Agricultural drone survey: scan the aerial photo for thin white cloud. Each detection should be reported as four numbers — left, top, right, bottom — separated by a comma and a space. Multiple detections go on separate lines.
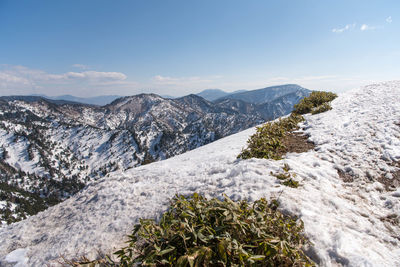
0, 65, 129, 96
333, 21, 386, 33
72, 64, 90, 70
152, 75, 215, 86
0, 66, 126, 83
0, 72, 30, 85
332, 23, 355, 33
298, 75, 338, 81
153, 75, 179, 84
0, 65, 389, 97
63, 71, 127, 81
360, 24, 377, 31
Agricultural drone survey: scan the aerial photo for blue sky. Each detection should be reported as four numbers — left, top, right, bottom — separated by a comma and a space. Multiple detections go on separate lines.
0, 0, 399, 97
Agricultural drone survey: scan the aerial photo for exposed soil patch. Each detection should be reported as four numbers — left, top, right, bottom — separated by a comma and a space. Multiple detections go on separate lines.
336, 161, 400, 188
378, 161, 400, 190
337, 169, 354, 183
237, 114, 310, 160
380, 214, 400, 242
378, 171, 400, 190
380, 214, 400, 227
277, 132, 315, 158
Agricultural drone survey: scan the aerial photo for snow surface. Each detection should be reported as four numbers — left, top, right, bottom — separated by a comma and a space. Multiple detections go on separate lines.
4, 248, 28, 267
1, 81, 400, 266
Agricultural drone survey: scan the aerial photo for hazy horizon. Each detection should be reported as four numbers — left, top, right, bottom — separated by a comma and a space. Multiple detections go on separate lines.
1, 84, 303, 98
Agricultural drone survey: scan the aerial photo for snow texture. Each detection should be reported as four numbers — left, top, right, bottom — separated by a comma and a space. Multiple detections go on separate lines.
4, 248, 28, 267
0, 81, 400, 266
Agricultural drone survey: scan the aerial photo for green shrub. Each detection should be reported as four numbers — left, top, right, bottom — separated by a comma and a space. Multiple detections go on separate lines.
271, 164, 300, 188
282, 178, 299, 188
272, 172, 290, 180
238, 114, 304, 160
292, 101, 314, 115
112, 193, 314, 266
293, 91, 337, 115
311, 102, 332, 115
239, 91, 335, 161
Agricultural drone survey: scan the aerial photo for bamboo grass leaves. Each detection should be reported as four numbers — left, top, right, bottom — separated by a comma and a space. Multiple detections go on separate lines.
115, 194, 314, 266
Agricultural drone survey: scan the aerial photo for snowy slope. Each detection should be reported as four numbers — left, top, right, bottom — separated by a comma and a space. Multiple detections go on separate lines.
1, 81, 400, 266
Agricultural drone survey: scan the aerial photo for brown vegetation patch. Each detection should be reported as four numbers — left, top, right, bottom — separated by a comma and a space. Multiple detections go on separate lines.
378, 161, 400, 190
380, 214, 400, 227
337, 169, 354, 183
277, 132, 315, 157
378, 173, 400, 190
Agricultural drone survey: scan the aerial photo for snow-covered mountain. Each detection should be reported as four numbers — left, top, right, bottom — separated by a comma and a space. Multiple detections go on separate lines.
0, 87, 308, 225
215, 88, 311, 120
215, 84, 309, 104
31, 94, 122, 106
196, 89, 231, 101
196, 84, 310, 104
1, 81, 399, 266
195, 88, 249, 101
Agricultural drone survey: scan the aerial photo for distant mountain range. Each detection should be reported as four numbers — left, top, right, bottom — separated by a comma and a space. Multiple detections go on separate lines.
31, 94, 122, 106
215, 84, 306, 104
0, 84, 310, 224
31, 84, 304, 106
195, 89, 246, 101
33, 89, 245, 105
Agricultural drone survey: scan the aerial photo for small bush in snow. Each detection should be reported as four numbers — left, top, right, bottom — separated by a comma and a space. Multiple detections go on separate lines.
271, 163, 300, 188
293, 91, 337, 115
311, 102, 332, 115
111, 193, 314, 266
282, 178, 300, 188
238, 114, 304, 160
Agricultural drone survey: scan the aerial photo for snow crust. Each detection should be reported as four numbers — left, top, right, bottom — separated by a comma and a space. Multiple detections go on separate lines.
4, 248, 28, 267
1, 81, 400, 266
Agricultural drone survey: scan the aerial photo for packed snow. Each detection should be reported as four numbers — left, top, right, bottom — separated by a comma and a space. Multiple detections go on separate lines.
1, 81, 400, 266
4, 248, 28, 267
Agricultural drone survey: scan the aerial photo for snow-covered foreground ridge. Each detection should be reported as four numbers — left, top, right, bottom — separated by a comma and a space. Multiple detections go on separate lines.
1, 81, 400, 266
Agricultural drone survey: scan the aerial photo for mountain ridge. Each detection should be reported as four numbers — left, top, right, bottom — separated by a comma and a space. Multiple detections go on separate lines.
214, 84, 309, 104
30, 94, 122, 106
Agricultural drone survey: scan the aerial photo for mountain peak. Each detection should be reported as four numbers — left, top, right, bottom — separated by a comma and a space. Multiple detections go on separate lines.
196, 89, 229, 101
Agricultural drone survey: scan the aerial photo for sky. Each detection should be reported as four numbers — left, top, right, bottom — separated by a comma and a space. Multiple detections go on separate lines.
0, 0, 399, 97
